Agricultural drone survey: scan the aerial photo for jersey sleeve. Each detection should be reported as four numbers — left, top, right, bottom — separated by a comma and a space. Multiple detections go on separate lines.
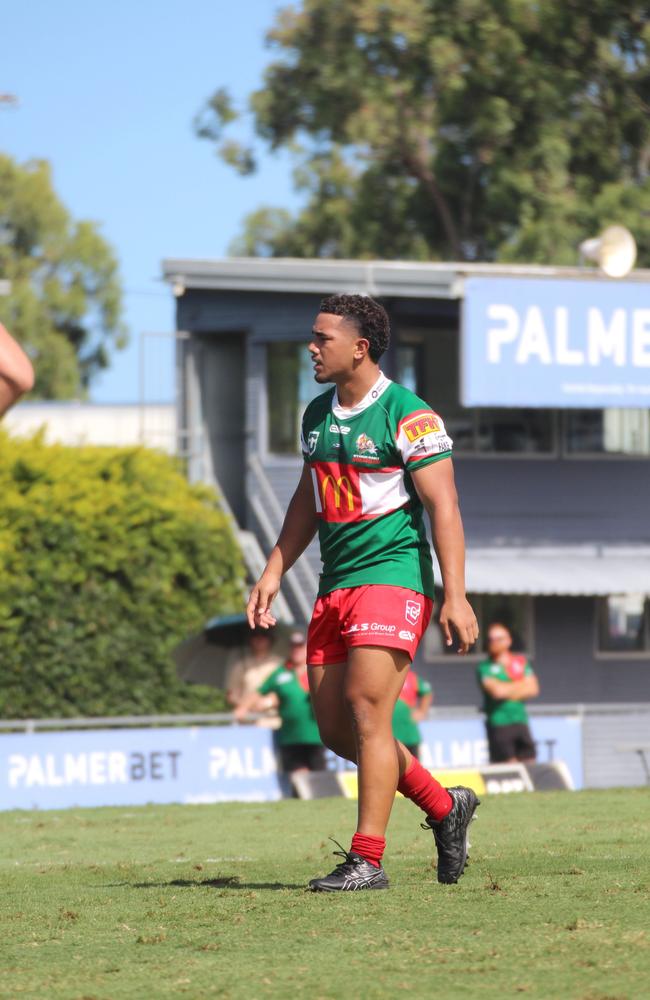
257, 668, 280, 696
395, 406, 453, 470
524, 660, 535, 677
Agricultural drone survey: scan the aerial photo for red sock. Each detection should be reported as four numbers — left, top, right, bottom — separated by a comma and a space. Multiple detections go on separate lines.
351, 832, 385, 868
397, 758, 453, 822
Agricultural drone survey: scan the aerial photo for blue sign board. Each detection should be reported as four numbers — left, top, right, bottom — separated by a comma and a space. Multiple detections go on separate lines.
0, 715, 583, 811
0, 726, 287, 811
463, 276, 650, 407
417, 715, 583, 789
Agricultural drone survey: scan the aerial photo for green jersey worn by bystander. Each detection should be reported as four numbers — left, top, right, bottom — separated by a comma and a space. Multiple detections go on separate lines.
258, 665, 322, 747
476, 655, 535, 726
301, 374, 453, 598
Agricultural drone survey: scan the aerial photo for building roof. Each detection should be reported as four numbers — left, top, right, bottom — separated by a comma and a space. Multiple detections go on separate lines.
162, 256, 650, 300
456, 545, 650, 596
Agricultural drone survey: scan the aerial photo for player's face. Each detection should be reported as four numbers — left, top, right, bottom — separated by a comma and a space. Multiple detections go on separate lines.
309, 313, 367, 383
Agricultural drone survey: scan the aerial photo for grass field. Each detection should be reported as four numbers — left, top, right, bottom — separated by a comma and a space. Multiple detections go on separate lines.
2, 789, 649, 1000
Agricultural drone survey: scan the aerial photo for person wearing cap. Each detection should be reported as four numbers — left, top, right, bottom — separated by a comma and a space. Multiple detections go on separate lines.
234, 632, 325, 774
225, 627, 281, 726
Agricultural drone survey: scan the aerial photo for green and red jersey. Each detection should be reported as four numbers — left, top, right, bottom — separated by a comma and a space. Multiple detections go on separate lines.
476, 654, 535, 726
258, 664, 322, 747
392, 673, 432, 746
300, 374, 453, 598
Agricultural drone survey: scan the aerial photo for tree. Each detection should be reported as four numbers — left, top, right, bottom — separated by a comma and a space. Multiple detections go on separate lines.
0, 430, 244, 717
0, 155, 125, 398
197, 0, 650, 264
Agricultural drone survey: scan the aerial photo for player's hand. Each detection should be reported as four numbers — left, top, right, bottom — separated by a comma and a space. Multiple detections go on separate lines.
246, 570, 281, 629
439, 597, 479, 655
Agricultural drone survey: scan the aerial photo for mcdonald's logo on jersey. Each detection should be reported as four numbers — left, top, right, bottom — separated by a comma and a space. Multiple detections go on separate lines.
311, 462, 361, 522
321, 474, 354, 511
401, 411, 441, 443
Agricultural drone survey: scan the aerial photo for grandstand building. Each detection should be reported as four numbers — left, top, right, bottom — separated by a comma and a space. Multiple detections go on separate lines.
162, 257, 650, 707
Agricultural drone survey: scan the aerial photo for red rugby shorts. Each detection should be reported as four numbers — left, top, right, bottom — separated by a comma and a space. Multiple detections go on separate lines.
307, 585, 433, 665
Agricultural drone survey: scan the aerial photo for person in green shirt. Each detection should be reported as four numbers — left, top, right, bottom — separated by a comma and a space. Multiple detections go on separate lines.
392, 672, 433, 759
234, 632, 325, 774
476, 623, 540, 763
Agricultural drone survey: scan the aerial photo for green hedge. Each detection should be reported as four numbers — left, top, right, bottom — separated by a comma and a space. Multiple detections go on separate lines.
0, 430, 244, 717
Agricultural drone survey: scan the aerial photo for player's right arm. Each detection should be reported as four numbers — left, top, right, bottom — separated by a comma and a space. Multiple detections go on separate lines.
246, 463, 318, 629
0, 322, 34, 416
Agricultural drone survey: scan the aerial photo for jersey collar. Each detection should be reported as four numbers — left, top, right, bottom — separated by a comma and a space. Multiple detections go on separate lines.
331, 371, 392, 420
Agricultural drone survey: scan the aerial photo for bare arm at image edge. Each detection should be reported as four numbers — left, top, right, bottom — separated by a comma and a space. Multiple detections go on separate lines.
411, 458, 479, 655
246, 463, 318, 629
0, 323, 34, 416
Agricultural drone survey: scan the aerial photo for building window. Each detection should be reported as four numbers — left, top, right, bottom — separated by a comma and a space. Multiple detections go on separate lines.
597, 595, 650, 654
477, 409, 555, 454
395, 343, 423, 397
396, 326, 556, 455
565, 409, 650, 456
266, 343, 321, 454
423, 593, 532, 659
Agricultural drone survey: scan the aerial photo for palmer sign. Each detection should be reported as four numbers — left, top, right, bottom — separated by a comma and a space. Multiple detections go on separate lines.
462, 276, 650, 407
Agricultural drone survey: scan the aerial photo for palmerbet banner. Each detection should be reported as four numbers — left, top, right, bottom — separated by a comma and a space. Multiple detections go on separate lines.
462, 276, 650, 408
0, 715, 583, 811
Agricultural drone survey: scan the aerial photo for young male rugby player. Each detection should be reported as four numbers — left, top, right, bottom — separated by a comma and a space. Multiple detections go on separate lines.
0, 321, 34, 417
246, 295, 479, 891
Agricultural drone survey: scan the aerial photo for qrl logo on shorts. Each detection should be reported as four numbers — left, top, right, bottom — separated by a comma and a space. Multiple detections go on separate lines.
405, 600, 421, 626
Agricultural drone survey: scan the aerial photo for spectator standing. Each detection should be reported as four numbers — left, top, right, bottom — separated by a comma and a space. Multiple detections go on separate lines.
392, 672, 433, 760
477, 623, 540, 763
226, 627, 280, 726
234, 631, 325, 774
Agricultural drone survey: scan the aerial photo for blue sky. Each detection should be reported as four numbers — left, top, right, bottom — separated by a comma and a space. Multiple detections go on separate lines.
2, 0, 298, 402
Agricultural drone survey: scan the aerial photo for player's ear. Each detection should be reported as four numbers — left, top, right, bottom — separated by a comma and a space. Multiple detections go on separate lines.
354, 337, 370, 360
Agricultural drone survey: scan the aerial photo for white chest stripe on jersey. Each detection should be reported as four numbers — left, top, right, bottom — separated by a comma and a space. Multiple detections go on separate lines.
359, 468, 409, 516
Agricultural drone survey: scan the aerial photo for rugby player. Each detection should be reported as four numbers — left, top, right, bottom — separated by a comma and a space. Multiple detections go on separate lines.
246, 294, 479, 891
0, 321, 34, 416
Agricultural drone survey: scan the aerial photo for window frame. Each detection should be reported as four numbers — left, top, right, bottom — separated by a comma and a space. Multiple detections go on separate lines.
422, 593, 535, 663
560, 410, 650, 461
263, 339, 322, 461
593, 595, 650, 660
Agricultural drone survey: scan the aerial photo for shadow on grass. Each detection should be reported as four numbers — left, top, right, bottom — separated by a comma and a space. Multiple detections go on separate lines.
103, 877, 304, 891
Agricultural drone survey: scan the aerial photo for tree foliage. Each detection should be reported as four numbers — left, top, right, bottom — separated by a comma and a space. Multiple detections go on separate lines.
0, 430, 244, 717
0, 155, 126, 398
199, 0, 650, 264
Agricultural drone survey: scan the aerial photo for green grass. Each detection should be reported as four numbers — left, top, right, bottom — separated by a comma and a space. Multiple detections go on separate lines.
1, 790, 649, 999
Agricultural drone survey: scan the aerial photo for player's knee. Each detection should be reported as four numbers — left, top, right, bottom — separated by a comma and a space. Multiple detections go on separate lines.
345, 692, 384, 738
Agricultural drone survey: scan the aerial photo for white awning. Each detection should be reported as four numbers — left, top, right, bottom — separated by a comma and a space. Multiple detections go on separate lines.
445, 546, 650, 597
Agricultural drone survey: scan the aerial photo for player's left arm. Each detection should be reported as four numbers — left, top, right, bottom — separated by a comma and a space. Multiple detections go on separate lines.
0, 322, 34, 416
411, 458, 479, 654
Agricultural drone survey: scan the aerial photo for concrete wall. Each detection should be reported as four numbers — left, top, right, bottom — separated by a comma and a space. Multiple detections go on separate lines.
4, 402, 176, 453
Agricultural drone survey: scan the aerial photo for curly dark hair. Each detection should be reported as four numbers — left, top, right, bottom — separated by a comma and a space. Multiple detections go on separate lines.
319, 294, 390, 362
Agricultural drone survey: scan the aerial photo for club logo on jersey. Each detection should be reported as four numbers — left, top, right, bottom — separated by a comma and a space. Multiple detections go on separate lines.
405, 600, 422, 626
402, 412, 441, 443
355, 433, 377, 454
307, 430, 320, 455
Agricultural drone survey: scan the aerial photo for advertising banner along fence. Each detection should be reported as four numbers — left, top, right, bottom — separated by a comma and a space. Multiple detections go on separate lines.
0, 715, 583, 811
